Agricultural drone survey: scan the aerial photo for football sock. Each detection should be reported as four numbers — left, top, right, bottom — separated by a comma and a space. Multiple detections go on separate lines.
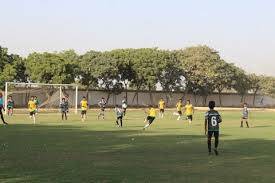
208, 139, 211, 152
215, 137, 219, 149
144, 124, 150, 129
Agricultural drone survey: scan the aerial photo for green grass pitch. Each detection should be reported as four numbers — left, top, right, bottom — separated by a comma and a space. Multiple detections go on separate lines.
0, 110, 275, 183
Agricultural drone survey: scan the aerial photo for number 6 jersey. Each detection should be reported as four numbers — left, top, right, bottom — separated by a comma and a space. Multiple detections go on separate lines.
205, 110, 222, 131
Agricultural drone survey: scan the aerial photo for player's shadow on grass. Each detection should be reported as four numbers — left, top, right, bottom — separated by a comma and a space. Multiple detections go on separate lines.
0, 124, 275, 183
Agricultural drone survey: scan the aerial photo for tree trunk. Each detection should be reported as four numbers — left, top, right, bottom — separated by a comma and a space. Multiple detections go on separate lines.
194, 95, 198, 106
203, 95, 208, 107
252, 89, 258, 107
148, 85, 153, 105
218, 90, 222, 107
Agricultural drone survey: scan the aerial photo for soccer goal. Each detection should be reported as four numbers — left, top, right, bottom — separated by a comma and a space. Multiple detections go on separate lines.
4, 82, 79, 114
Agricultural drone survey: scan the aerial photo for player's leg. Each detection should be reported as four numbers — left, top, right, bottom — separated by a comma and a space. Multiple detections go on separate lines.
123, 108, 126, 116
190, 115, 193, 124
120, 116, 123, 127
0, 110, 8, 124
160, 109, 164, 118
64, 112, 67, 120
32, 112, 36, 124
214, 131, 219, 155
62, 112, 64, 120
240, 118, 243, 127
143, 116, 152, 129
102, 109, 105, 119
245, 119, 249, 128
177, 111, 182, 120
81, 111, 84, 122
207, 131, 213, 154
115, 117, 120, 127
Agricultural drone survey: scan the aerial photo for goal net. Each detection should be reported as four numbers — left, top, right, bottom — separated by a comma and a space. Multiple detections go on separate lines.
4, 82, 78, 114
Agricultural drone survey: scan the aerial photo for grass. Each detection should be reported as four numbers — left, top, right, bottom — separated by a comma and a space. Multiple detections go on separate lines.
0, 109, 275, 183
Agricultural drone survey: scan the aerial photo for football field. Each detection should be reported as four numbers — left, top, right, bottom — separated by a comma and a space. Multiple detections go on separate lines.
0, 110, 275, 183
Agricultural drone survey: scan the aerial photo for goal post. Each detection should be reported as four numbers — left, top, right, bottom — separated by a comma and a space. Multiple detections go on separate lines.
4, 82, 79, 114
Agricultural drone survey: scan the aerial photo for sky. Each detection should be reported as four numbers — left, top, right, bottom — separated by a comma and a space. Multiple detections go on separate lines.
0, 0, 274, 76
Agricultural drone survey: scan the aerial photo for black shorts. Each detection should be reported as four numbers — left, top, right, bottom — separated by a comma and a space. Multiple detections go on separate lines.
81, 110, 87, 115
186, 115, 193, 121
242, 116, 248, 120
147, 116, 155, 124
101, 108, 105, 112
208, 131, 219, 138
178, 111, 182, 115
8, 107, 13, 110
30, 111, 36, 116
160, 109, 164, 113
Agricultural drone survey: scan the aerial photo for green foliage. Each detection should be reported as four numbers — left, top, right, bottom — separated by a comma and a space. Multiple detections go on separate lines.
26, 51, 77, 84
1, 45, 275, 102
0, 46, 27, 89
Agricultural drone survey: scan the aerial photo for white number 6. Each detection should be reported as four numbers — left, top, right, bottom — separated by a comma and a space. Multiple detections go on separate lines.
211, 116, 218, 126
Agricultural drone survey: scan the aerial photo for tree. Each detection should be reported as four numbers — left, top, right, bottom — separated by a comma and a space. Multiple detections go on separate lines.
78, 50, 101, 94
0, 46, 27, 89
104, 49, 137, 102
177, 46, 222, 106
213, 61, 237, 106
232, 68, 251, 103
26, 52, 76, 84
248, 74, 262, 106
89, 54, 120, 103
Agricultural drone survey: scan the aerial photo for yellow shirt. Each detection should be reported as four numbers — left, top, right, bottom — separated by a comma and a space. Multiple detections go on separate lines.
148, 108, 156, 117
176, 102, 183, 111
185, 104, 194, 115
159, 100, 165, 109
80, 100, 88, 110
28, 100, 36, 112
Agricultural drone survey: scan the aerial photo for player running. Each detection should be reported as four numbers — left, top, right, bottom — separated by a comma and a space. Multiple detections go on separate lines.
28, 96, 37, 124
122, 97, 128, 116
158, 98, 165, 118
175, 99, 183, 121
0, 93, 8, 125
60, 97, 69, 120
205, 101, 222, 156
80, 96, 88, 122
184, 100, 194, 124
114, 105, 124, 127
240, 103, 249, 128
98, 97, 107, 120
34, 96, 40, 114
7, 96, 15, 116
143, 105, 156, 130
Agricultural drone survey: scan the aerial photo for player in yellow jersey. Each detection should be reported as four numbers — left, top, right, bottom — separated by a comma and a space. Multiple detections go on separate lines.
143, 105, 157, 130
80, 96, 88, 122
158, 98, 165, 118
175, 99, 183, 121
28, 96, 37, 124
184, 100, 194, 124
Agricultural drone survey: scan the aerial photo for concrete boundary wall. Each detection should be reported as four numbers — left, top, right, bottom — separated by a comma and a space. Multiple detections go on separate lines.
6, 89, 275, 108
